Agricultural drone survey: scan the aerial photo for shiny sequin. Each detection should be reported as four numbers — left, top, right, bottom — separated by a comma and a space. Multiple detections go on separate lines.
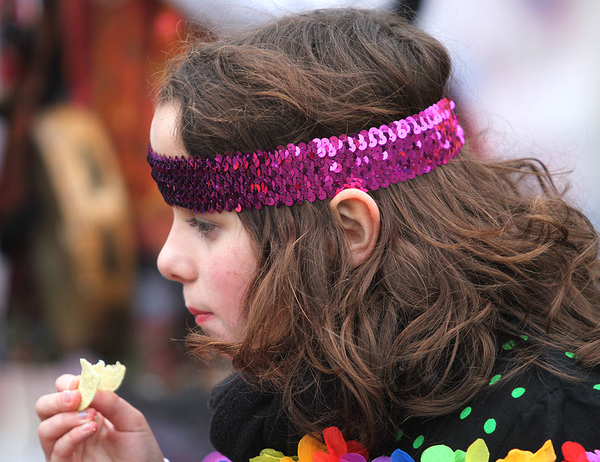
147, 98, 465, 214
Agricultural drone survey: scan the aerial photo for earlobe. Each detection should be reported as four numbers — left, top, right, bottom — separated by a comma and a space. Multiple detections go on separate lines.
329, 189, 380, 268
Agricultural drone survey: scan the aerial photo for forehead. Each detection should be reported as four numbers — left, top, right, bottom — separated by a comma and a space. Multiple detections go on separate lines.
150, 102, 185, 158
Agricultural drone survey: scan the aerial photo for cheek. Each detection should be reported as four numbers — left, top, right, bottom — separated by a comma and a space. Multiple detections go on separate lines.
209, 256, 256, 342
207, 247, 257, 307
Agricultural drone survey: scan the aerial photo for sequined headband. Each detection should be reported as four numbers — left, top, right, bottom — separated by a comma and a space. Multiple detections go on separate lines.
148, 97, 464, 214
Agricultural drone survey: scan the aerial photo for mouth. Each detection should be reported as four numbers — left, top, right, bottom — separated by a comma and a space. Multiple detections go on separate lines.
187, 306, 213, 325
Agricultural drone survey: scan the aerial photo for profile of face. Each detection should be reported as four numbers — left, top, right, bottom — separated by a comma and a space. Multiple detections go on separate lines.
151, 102, 259, 342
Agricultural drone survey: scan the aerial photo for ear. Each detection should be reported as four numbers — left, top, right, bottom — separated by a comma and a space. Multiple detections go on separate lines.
329, 189, 380, 268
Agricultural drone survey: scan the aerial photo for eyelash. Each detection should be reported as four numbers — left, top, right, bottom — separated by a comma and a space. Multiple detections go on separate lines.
185, 218, 216, 236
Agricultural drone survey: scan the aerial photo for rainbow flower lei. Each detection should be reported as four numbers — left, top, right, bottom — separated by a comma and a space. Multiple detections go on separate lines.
201, 427, 600, 462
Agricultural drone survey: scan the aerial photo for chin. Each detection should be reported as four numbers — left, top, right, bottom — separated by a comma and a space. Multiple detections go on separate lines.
200, 323, 243, 343
203, 328, 229, 342
215, 330, 244, 343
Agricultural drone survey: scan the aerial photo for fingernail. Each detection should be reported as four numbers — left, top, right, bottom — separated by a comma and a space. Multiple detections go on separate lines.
81, 422, 96, 434
77, 410, 90, 420
63, 391, 74, 404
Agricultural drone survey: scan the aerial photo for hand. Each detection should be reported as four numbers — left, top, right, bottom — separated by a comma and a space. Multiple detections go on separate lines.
36, 373, 165, 462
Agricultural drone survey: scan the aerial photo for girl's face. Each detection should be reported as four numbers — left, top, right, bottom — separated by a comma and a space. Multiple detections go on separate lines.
151, 102, 259, 342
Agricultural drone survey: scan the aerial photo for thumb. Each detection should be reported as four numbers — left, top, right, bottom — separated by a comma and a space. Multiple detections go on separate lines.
89, 390, 149, 432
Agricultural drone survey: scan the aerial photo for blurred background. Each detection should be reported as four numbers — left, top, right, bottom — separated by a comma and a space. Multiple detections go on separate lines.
0, 0, 598, 460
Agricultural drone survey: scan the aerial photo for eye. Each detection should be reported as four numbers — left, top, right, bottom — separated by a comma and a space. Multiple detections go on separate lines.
185, 218, 216, 236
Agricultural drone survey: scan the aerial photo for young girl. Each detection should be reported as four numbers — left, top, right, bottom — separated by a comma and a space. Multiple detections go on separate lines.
36, 8, 600, 462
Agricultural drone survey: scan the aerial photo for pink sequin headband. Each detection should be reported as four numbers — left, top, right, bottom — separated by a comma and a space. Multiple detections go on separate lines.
148, 97, 464, 214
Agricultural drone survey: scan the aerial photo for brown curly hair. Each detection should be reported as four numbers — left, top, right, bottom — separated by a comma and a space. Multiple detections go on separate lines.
156, 8, 600, 449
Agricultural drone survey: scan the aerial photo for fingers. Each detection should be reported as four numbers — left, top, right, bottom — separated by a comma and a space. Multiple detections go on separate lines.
39, 408, 96, 443
38, 408, 97, 460
36, 389, 81, 422
90, 390, 149, 432
36, 374, 80, 422
50, 420, 98, 461
55, 374, 79, 392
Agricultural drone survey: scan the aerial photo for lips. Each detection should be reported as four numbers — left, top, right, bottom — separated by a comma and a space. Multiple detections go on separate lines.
187, 306, 213, 325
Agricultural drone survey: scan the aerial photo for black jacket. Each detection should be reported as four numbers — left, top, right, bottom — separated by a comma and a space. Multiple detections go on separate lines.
209, 353, 600, 462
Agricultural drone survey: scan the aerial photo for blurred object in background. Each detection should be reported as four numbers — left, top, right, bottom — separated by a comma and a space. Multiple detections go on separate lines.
1, 0, 55, 362
31, 104, 135, 355
419, 0, 600, 229
0, 119, 8, 359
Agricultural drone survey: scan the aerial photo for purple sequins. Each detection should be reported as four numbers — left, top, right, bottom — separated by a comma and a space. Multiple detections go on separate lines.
148, 98, 465, 214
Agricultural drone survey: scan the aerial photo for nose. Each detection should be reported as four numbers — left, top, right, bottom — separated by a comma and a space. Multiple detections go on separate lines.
157, 223, 197, 284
